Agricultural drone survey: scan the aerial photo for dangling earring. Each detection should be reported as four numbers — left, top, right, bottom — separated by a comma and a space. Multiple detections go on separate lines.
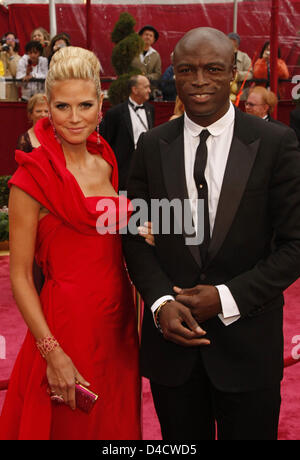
97, 111, 102, 145
48, 112, 61, 144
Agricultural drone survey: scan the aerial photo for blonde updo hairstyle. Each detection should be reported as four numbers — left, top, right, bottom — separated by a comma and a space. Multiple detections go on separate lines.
46, 46, 102, 101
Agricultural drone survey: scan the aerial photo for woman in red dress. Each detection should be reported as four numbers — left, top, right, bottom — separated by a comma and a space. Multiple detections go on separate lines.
0, 46, 141, 440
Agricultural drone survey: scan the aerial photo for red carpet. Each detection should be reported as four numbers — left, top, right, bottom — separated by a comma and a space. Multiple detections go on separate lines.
0, 254, 299, 440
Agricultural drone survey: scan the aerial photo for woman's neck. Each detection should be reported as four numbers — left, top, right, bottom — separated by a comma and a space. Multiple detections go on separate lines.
62, 142, 89, 167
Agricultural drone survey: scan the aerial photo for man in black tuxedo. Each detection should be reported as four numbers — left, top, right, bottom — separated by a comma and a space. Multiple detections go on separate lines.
290, 104, 300, 145
123, 27, 300, 440
100, 75, 155, 191
245, 86, 285, 126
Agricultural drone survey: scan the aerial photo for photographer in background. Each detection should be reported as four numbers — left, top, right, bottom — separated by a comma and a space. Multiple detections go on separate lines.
0, 32, 21, 100
16, 40, 48, 101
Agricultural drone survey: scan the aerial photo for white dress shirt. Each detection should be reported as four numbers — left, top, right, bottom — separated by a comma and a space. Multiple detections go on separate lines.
16, 54, 48, 101
151, 102, 241, 326
128, 97, 149, 148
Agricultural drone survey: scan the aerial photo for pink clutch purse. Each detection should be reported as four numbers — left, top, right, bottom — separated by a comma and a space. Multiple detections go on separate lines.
75, 383, 99, 414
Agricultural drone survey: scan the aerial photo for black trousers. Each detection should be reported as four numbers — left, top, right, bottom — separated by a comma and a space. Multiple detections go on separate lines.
150, 355, 281, 441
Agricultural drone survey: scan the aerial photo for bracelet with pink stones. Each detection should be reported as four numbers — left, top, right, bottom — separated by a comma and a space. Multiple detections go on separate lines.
36, 336, 60, 358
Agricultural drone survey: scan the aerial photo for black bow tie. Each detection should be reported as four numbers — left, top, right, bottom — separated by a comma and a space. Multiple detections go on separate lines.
129, 101, 145, 111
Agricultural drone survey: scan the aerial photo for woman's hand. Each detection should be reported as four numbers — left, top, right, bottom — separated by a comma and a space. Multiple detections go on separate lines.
138, 221, 155, 246
46, 347, 90, 410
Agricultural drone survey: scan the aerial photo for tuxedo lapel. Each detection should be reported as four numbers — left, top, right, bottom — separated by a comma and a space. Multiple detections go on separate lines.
207, 110, 260, 264
145, 104, 154, 129
123, 101, 134, 143
160, 116, 201, 267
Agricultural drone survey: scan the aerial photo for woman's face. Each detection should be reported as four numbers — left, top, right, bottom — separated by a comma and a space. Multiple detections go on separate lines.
49, 79, 102, 148
30, 101, 49, 126
32, 29, 44, 45
6, 34, 16, 49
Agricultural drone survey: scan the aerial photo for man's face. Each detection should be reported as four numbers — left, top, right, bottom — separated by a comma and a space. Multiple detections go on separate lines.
245, 92, 268, 118
174, 34, 235, 126
141, 30, 156, 48
28, 49, 41, 65
134, 76, 151, 102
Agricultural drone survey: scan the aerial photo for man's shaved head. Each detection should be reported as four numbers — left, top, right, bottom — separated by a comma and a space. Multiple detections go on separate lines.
173, 27, 236, 126
173, 27, 235, 68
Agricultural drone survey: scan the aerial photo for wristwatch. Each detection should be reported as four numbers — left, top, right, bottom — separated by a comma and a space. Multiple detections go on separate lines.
154, 299, 172, 334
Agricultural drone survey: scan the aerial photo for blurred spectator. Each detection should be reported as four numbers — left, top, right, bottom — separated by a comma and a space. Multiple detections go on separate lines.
100, 74, 154, 191
16, 41, 48, 101
31, 27, 51, 58
245, 86, 283, 125
290, 104, 300, 145
169, 96, 184, 120
48, 33, 71, 64
228, 32, 253, 100
132, 25, 161, 84
253, 41, 289, 99
16, 93, 48, 152
160, 52, 176, 101
0, 32, 21, 100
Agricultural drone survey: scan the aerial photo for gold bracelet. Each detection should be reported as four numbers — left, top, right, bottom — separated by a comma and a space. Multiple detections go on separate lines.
36, 335, 60, 358
154, 300, 172, 333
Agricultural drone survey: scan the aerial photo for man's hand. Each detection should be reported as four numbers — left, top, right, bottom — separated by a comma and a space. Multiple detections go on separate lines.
158, 300, 210, 347
174, 285, 222, 323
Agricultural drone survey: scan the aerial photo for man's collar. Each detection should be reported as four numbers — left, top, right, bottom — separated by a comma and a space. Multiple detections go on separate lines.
184, 102, 235, 137
141, 47, 156, 57
129, 97, 140, 107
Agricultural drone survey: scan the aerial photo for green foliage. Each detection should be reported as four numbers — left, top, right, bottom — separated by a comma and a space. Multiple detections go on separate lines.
108, 71, 140, 106
0, 175, 11, 208
111, 33, 144, 76
111, 12, 136, 44
0, 211, 9, 242
109, 12, 144, 105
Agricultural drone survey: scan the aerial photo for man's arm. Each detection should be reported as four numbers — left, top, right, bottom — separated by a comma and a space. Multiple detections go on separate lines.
226, 129, 300, 316
123, 133, 210, 346
176, 128, 300, 320
123, 133, 175, 306
16, 55, 27, 80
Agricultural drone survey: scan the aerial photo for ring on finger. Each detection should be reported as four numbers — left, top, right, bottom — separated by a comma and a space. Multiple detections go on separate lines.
50, 394, 64, 404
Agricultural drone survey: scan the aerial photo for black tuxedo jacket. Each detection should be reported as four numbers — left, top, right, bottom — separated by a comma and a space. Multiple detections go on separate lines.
123, 108, 300, 392
100, 100, 155, 191
290, 105, 300, 145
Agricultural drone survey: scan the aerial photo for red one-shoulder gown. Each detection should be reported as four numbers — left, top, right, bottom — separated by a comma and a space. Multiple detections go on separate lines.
0, 119, 141, 440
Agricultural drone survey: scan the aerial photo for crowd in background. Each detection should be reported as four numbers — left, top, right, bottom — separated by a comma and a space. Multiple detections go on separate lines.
0, 27, 71, 101
0, 25, 292, 103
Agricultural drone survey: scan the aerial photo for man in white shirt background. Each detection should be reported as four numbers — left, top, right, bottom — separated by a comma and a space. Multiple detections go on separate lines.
123, 27, 300, 440
16, 40, 48, 101
100, 74, 155, 191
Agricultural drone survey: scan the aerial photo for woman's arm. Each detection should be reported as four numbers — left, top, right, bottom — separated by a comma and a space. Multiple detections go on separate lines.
277, 59, 289, 80
9, 186, 89, 409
